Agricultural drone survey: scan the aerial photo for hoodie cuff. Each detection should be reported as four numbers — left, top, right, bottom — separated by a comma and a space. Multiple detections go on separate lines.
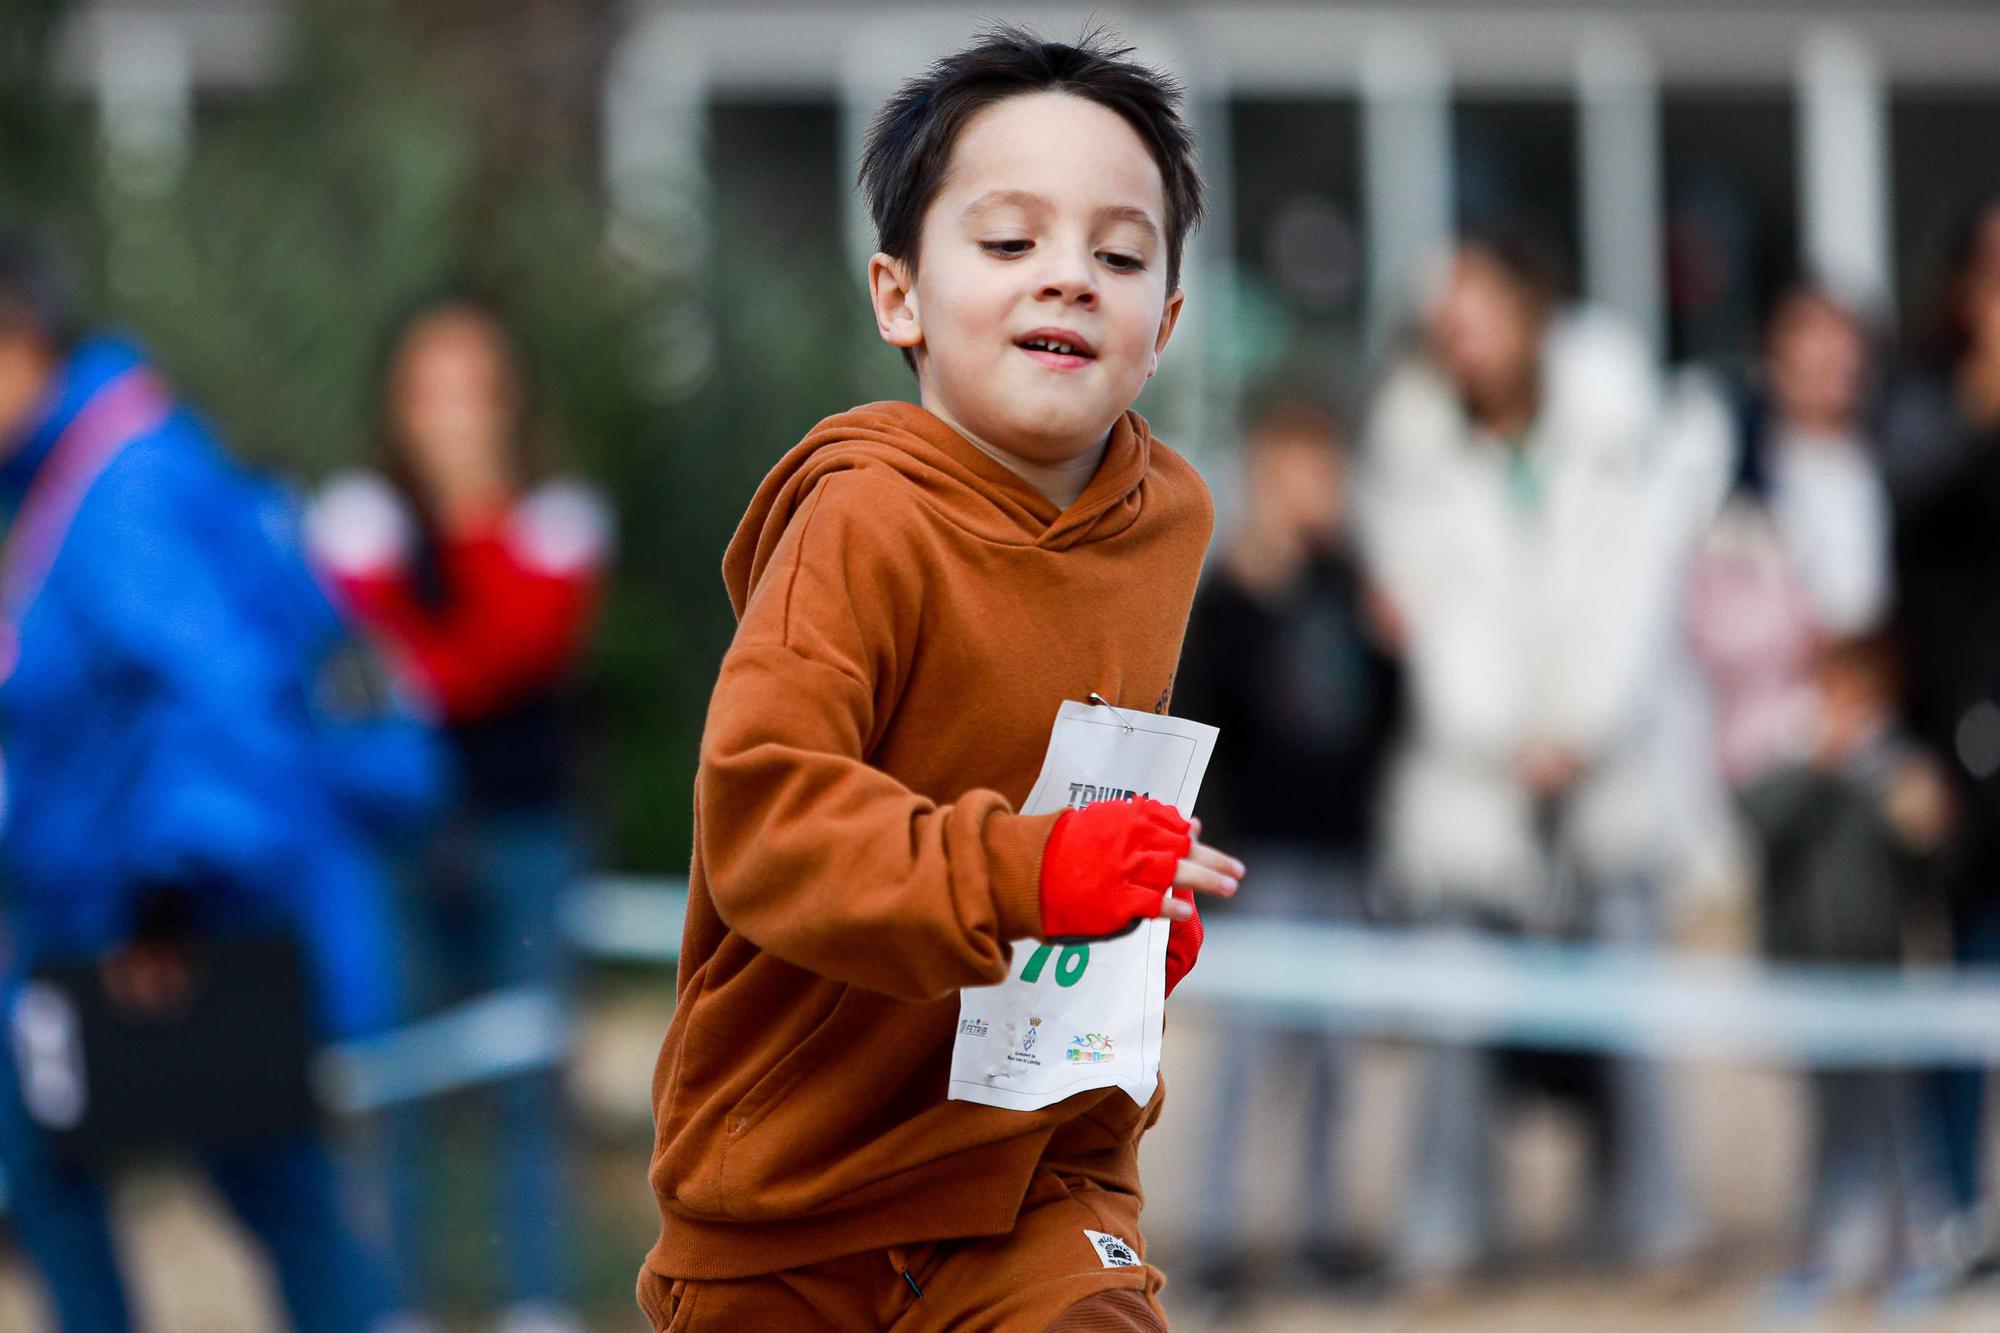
989, 810, 1064, 943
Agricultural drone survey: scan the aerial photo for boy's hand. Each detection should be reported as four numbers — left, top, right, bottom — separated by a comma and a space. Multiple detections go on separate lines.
1039, 799, 1241, 941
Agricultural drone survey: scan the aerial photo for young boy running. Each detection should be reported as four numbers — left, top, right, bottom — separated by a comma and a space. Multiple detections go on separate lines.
640, 28, 1243, 1331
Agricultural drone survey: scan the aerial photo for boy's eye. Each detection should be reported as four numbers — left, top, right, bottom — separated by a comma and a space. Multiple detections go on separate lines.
1098, 251, 1145, 274
980, 239, 1032, 257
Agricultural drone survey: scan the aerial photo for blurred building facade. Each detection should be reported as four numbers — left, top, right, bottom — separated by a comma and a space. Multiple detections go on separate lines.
46, 2, 2000, 447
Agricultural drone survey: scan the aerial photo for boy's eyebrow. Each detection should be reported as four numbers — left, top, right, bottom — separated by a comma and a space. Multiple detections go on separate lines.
960, 189, 1048, 220
1095, 204, 1162, 241
960, 190, 1163, 241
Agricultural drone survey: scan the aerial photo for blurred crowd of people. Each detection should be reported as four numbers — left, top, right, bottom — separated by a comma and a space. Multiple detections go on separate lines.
1176, 198, 2000, 1321
3, 184, 2000, 1328
0, 243, 606, 1331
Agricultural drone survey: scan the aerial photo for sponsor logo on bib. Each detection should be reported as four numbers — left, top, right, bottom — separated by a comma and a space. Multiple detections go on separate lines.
1066, 1032, 1116, 1065
1064, 782, 1153, 808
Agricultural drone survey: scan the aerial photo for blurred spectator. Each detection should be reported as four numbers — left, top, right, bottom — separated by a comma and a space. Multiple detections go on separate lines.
1739, 635, 1953, 1315
0, 239, 442, 1330
1173, 394, 1401, 1306
1687, 283, 1892, 789
1881, 194, 2000, 1260
1359, 232, 1709, 1284
309, 294, 610, 1331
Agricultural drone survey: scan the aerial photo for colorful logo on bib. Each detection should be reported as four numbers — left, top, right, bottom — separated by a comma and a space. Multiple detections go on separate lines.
1001, 1017, 1047, 1070
1066, 1032, 1115, 1064
957, 1017, 989, 1038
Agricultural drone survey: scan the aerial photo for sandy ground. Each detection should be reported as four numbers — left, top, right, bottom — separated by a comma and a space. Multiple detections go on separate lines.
3, 981, 1995, 1331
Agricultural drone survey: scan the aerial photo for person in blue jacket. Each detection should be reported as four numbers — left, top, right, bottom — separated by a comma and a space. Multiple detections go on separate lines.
0, 240, 446, 1331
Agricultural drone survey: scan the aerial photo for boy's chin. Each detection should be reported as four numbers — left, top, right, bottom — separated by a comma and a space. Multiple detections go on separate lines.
988, 403, 1121, 459
1006, 380, 1132, 434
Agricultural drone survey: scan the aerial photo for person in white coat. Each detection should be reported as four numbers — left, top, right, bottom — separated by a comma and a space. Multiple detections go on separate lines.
1360, 232, 1726, 1284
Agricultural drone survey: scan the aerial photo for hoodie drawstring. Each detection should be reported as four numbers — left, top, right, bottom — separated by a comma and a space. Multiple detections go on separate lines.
886, 1245, 923, 1299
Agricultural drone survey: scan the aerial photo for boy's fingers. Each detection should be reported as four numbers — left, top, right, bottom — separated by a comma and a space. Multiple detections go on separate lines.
1158, 894, 1195, 921
1174, 859, 1239, 898
1189, 841, 1246, 880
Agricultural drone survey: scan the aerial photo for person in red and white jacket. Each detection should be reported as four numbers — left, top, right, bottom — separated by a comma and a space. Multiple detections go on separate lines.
308, 294, 610, 1333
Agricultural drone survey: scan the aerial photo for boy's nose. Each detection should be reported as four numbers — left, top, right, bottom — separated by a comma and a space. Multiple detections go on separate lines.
1037, 262, 1098, 308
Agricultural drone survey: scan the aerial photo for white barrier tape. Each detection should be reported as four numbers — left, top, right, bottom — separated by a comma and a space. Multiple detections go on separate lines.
560, 880, 2000, 1066
322, 879, 2000, 1114
317, 985, 567, 1115
560, 874, 690, 964
1184, 920, 2000, 1066
311, 877, 675, 1115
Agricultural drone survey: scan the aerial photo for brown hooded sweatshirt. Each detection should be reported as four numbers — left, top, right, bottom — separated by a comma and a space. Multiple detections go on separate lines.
644, 400, 1212, 1281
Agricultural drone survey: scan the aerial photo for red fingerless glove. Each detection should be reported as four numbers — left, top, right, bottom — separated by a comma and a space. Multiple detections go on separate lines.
1165, 888, 1202, 998
1038, 796, 1192, 941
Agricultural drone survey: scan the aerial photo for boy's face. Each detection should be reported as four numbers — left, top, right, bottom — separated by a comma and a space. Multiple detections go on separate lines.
871, 92, 1183, 466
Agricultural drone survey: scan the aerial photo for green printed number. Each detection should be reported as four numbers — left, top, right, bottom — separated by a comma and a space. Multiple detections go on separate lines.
1019, 943, 1090, 987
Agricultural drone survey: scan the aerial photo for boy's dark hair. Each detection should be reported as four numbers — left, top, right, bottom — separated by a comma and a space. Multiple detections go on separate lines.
0, 235, 78, 353
859, 25, 1205, 305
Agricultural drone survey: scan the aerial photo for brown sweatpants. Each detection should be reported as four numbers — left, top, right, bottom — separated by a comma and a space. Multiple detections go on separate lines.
639, 1170, 1167, 1331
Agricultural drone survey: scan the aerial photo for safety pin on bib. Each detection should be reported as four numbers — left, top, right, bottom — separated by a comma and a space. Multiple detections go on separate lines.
1087, 692, 1137, 734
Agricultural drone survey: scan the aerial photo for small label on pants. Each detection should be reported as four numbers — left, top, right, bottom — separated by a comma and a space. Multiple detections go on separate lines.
1084, 1229, 1141, 1269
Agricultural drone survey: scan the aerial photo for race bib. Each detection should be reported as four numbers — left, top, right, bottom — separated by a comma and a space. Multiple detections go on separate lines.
948, 698, 1217, 1111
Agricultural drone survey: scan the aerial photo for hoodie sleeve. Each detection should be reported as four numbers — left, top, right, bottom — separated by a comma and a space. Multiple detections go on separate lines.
695, 472, 1058, 1002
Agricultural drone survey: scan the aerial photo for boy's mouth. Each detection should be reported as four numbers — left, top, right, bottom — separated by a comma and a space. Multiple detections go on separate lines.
1014, 328, 1097, 370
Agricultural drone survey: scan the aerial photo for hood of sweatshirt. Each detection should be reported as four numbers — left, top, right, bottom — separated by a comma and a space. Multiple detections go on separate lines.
722, 400, 1159, 617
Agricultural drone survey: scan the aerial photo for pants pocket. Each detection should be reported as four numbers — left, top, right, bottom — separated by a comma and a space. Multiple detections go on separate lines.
665, 1280, 700, 1331
636, 1270, 689, 1331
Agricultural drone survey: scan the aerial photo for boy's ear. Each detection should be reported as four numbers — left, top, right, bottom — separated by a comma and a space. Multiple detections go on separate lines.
1147, 288, 1186, 379
869, 252, 923, 351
